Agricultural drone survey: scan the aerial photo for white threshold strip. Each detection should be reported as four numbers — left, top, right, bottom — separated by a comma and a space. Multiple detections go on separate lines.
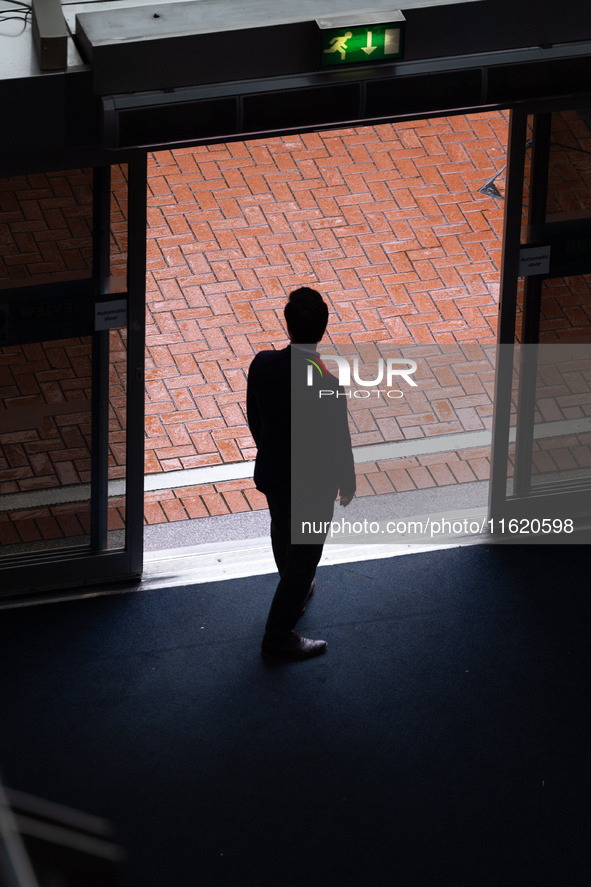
0, 535, 479, 610
141, 538, 464, 591
139, 505, 490, 590
2, 418, 590, 513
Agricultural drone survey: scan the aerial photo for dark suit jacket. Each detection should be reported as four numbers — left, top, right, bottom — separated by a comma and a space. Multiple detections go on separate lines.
246, 345, 356, 508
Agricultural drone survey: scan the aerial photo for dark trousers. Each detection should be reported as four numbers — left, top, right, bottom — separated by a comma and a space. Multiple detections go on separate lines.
264, 495, 334, 634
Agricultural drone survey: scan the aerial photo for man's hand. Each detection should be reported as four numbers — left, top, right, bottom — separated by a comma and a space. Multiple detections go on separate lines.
339, 494, 354, 507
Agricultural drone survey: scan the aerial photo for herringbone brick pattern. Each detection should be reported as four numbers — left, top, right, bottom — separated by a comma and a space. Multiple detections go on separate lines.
0, 330, 127, 494
547, 109, 591, 215
0, 339, 93, 494
342, 343, 496, 445
540, 276, 591, 342
145, 113, 508, 473
0, 499, 125, 547
531, 432, 591, 480
0, 169, 93, 286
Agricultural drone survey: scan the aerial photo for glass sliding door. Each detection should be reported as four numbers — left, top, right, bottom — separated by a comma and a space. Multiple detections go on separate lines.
0, 157, 146, 597
491, 103, 591, 539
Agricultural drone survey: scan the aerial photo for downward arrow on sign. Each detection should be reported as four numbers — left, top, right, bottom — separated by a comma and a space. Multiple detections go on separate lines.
361, 31, 376, 55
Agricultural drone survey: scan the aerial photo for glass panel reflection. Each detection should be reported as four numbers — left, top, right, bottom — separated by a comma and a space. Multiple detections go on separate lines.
547, 109, 591, 219
530, 274, 591, 488
0, 337, 93, 554
530, 343, 591, 487
506, 342, 591, 496
0, 170, 93, 290
0, 325, 129, 555
539, 274, 591, 344
109, 164, 128, 293
107, 326, 127, 549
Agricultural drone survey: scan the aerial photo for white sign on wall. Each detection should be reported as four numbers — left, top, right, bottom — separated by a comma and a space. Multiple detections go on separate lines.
95, 300, 127, 330
519, 246, 551, 277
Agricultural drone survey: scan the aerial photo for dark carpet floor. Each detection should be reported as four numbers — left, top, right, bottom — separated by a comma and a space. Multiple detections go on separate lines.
1, 543, 590, 887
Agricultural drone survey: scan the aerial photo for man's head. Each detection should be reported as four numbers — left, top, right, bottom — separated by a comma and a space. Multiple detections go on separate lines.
284, 287, 329, 345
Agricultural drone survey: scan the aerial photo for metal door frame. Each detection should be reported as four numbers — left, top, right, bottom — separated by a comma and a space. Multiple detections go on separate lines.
490, 97, 591, 527
4, 89, 591, 596
0, 154, 146, 599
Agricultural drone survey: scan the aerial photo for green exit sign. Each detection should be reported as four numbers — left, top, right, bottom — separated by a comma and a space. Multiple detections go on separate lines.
320, 19, 405, 67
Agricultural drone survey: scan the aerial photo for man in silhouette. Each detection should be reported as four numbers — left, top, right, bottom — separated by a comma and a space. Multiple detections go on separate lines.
247, 287, 356, 659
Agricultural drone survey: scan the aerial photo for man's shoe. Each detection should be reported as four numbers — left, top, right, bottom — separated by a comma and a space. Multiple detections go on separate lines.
261, 629, 327, 660
299, 578, 316, 618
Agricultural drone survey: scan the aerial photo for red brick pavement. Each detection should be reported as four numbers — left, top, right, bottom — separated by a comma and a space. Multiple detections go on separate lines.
144, 112, 509, 475
547, 109, 591, 215
5, 428, 591, 545
0, 169, 93, 286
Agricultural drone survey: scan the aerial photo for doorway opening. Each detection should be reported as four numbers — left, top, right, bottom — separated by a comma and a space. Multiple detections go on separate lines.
142, 110, 508, 565
3, 108, 591, 590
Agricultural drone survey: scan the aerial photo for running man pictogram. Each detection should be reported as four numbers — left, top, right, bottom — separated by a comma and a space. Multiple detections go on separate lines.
324, 31, 353, 61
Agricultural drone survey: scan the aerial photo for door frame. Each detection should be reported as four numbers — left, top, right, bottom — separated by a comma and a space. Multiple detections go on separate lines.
490, 97, 591, 530
4, 91, 591, 596
0, 154, 146, 598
